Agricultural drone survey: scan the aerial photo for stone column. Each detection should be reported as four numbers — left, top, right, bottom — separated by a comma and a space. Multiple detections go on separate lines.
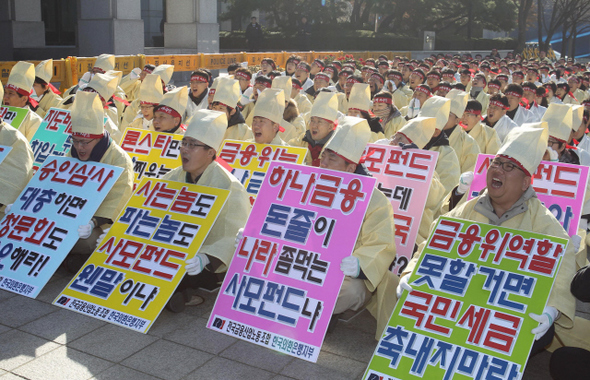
0, 0, 45, 60
164, 0, 219, 53
77, 0, 144, 56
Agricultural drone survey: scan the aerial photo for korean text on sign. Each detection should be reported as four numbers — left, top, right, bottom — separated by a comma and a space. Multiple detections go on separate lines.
120, 128, 182, 190
364, 217, 568, 379
218, 140, 307, 205
54, 178, 229, 333
0, 105, 29, 129
0, 156, 123, 298
208, 162, 376, 362
363, 144, 438, 275
29, 108, 74, 171
469, 154, 589, 237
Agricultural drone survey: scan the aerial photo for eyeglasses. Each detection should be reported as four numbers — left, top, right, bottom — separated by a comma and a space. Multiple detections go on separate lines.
180, 140, 208, 150
71, 139, 96, 147
548, 139, 562, 146
490, 158, 522, 172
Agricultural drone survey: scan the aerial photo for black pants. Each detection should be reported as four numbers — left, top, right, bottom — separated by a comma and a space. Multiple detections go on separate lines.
550, 346, 590, 379
176, 269, 225, 293
530, 323, 555, 356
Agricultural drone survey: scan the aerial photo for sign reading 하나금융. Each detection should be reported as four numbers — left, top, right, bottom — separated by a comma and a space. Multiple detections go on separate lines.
119, 128, 182, 191
29, 108, 74, 171
208, 162, 376, 362
0, 105, 29, 129
0, 156, 123, 298
53, 178, 229, 333
0, 145, 12, 165
364, 216, 568, 379
218, 140, 308, 205
468, 154, 589, 237
363, 144, 438, 275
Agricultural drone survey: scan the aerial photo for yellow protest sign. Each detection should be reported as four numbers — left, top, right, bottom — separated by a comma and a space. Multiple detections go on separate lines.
218, 140, 307, 205
53, 178, 229, 333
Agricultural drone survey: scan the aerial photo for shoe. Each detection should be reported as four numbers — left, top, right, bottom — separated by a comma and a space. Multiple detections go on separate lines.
166, 292, 186, 313
185, 295, 204, 306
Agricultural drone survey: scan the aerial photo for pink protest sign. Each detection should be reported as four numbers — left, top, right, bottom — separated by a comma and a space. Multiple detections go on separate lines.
469, 154, 589, 236
207, 162, 376, 362
363, 144, 438, 275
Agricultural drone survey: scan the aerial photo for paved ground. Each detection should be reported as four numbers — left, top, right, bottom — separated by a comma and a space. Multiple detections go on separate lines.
1, 266, 588, 380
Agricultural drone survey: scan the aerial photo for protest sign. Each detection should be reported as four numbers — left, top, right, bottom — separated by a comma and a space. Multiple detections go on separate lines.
0, 156, 123, 298
0, 145, 12, 165
208, 162, 376, 362
364, 216, 568, 379
363, 144, 438, 275
469, 154, 589, 237
120, 128, 182, 190
218, 140, 307, 204
54, 178, 229, 333
0, 105, 28, 129
29, 108, 73, 171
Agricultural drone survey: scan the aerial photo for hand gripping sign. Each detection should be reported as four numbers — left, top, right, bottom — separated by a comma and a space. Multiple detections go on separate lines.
0, 156, 123, 298
218, 140, 308, 205
54, 178, 229, 333
208, 162, 376, 362
364, 217, 568, 380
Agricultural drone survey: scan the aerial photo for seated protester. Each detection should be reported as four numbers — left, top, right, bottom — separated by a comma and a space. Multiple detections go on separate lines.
33, 59, 62, 118
550, 265, 590, 380
103, 69, 130, 123
523, 81, 547, 121
504, 83, 535, 126
368, 72, 385, 99
546, 82, 563, 104
235, 67, 253, 107
574, 108, 590, 152
384, 70, 410, 108
377, 60, 390, 76
242, 75, 272, 124
408, 68, 426, 91
347, 83, 385, 142
484, 94, 518, 142
535, 86, 550, 108
226, 63, 239, 76
64, 92, 134, 272
319, 116, 398, 339
402, 84, 432, 120
187, 70, 210, 112
511, 70, 525, 85
289, 91, 339, 166
569, 75, 587, 103
487, 79, 501, 96
452, 82, 466, 91
336, 68, 353, 93
119, 64, 156, 103
0, 83, 34, 219
441, 68, 456, 84
206, 76, 221, 109
470, 73, 490, 114
2, 61, 43, 141
152, 86, 188, 134
252, 58, 276, 82
248, 88, 288, 145
284, 55, 301, 77
79, 73, 123, 143
435, 81, 452, 98
323, 64, 339, 85
459, 69, 472, 92
152, 64, 175, 93
401, 122, 578, 357
163, 110, 251, 311
211, 77, 253, 141
294, 62, 314, 92
304, 72, 331, 103
291, 78, 312, 115
426, 70, 442, 93
557, 82, 580, 105
418, 96, 461, 194
442, 90, 481, 173
496, 73, 509, 93
63, 54, 115, 97
267, 70, 282, 81
121, 74, 163, 131
272, 76, 305, 142
372, 91, 404, 139
461, 99, 501, 155
310, 58, 325, 79
341, 75, 363, 114
388, 117, 447, 244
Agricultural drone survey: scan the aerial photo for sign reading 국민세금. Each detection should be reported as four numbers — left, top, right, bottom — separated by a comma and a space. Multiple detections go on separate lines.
363, 144, 438, 275
54, 178, 229, 333
120, 128, 183, 191
0, 105, 29, 129
0, 156, 123, 298
29, 108, 74, 171
0, 145, 12, 165
364, 216, 568, 380
218, 140, 308, 205
469, 154, 589, 237
208, 162, 376, 362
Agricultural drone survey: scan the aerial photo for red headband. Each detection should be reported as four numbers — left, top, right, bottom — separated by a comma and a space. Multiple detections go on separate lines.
208, 89, 216, 96
6, 84, 31, 98
72, 132, 104, 139
324, 68, 335, 75
490, 100, 509, 110
523, 87, 535, 93
438, 85, 452, 92
157, 105, 181, 119
487, 83, 500, 89
297, 64, 310, 72
292, 83, 302, 90
513, 73, 524, 78
371, 74, 384, 84
427, 74, 441, 80
504, 91, 522, 98
143, 66, 154, 73
235, 71, 251, 81
464, 108, 481, 115
255, 80, 272, 88
140, 100, 158, 105
389, 74, 403, 81
442, 73, 454, 78
347, 77, 361, 84
415, 86, 431, 97
373, 97, 392, 105
93, 67, 106, 74
191, 75, 208, 83
315, 73, 330, 82
412, 71, 425, 80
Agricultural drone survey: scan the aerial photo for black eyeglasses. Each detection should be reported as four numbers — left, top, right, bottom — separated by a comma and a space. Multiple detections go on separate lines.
490, 158, 522, 172
180, 140, 208, 149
